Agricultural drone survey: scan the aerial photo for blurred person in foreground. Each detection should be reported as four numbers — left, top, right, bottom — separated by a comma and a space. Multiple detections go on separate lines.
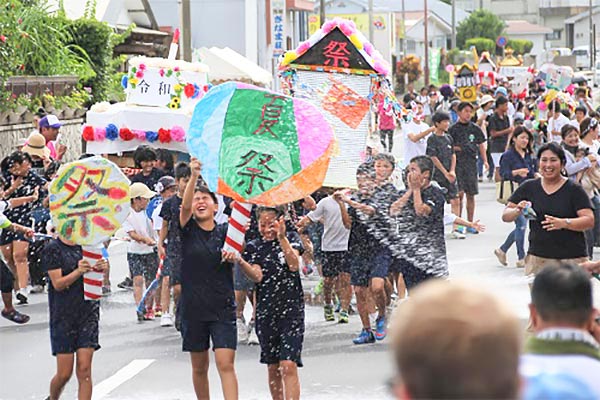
521, 262, 600, 397
389, 280, 521, 399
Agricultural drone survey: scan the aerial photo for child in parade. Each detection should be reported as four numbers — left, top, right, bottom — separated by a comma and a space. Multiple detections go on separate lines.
158, 162, 190, 329
236, 206, 304, 400
43, 230, 108, 400
130, 146, 165, 189
179, 158, 238, 400
123, 182, 159, 321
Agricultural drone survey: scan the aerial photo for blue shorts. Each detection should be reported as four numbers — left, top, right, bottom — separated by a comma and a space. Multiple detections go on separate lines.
127, 252, 158, 282
50, 308, 100, 355
181, 319, 237, 352
233, 261, 255, 291
0, 229, 29, 245
321, 251, 350, 278
350, 249, 390, 287
256, 316, 304, 367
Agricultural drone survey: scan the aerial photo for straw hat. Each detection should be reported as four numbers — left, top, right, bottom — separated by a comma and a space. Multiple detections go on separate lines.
22, 133, 50, 159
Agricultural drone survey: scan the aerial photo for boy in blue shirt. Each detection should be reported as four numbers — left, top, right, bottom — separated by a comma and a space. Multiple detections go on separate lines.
234, 206, 304, 400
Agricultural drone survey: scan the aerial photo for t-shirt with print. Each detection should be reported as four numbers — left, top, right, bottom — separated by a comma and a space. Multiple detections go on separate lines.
448, 120, 485, 163
307, 196, 350, 251
43, 238, 99, 329
371, 182, 400, 244
390, 185, 448, 277
487, 113, 511, 153
2, 170, 46, 226
159, 195, 182, 262
179, 220, 235, 322
403, 121, 430, 166
130, 168, 165, 192
243, 232, 304, 321
347, 195, 376, 260
122, 209, 156, 254
508, 179, 592, 259
426, 134, 454, 181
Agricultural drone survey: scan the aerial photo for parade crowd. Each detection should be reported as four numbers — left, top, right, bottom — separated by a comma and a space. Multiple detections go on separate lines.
1, 75, 600, 399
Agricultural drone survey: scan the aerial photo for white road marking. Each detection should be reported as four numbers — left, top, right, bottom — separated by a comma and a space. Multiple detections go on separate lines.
449, 257, 495, 265
92, 359, 155, 400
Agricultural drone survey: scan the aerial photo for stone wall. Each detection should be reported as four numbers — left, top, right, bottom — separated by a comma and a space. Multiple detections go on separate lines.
0, 118, 83, 162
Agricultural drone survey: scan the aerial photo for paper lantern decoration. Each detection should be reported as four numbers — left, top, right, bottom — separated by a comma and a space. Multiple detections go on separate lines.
49, 156, 130, 246
187, 82, 335, 206
539, 63, 573, 91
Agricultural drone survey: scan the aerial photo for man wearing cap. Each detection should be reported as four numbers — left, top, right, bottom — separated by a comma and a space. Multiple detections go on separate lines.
38, 114, 67, 161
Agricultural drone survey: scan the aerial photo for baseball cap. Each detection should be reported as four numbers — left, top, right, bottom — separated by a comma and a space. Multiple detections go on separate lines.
155, 176, 177, 193
130, 182, 156, 199
495, 87, 508, 97
39, 115, 62, 129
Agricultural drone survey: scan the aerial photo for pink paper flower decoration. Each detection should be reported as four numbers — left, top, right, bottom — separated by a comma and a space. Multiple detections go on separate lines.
171, 125, 186, 142
364, 42, 374, 56
297, 41, 311, 55
159, 69, 165, 77
339, 21, 354, 36
139, 63, 146, 70
135, 70, 144, 78
93, 127, 106, 141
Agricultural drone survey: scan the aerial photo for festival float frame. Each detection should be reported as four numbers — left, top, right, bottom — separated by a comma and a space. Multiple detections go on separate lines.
454, 63, 478, 102
278, 18, 392, 188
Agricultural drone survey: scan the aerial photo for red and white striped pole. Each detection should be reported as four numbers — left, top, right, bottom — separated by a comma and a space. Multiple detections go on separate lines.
223, 202, 253, 254
82, 246, 104, 300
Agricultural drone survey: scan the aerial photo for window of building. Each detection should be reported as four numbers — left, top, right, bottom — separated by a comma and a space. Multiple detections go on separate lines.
546, 30, 561, 40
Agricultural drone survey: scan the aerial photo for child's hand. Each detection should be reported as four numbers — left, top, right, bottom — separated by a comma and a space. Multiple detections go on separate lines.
94, 259, 109, 272
221, 250, 240, 263
190, 158, 202, 178
144, 237, 156, 246
77, 259, 93, 274
471, 219, 486, 233
23, 228, 35, 239
274, 217, 287, 240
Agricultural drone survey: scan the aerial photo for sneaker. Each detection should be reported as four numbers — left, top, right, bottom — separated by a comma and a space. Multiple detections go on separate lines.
466, 227, 479, 234
334, 301, 341, 313
15, 290, 28, 305
494, 249, 508, 266
375, 316, 387, 340
136, 310, 144, 322
117, 276, 133, 290
338, 310, 349, 323
247, 322, 259, 345
143, 308, 155, 320
102, 286, 111, 295
516, 259, 525, 268
29, 284, 44, 294
353, 328, 375, 345
324, 304, 335, 321
449, 230, 466, 240
237, 317, 249, 343
154, 306, 162, 318
160, 313, 174, 327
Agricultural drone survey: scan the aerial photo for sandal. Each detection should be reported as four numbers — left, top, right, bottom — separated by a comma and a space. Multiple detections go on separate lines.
1, 309, 30, 324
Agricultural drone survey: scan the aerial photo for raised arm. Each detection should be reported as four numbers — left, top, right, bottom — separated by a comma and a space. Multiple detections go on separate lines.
180, 158, 202, 228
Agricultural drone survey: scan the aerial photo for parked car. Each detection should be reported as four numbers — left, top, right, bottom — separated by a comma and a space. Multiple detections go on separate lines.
573, 46, 592, 70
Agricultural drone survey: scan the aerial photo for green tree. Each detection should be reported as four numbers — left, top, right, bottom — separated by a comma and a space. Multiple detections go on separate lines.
456, 10, 505, 49
465, 38, 496, 54
507, 39, 533, 55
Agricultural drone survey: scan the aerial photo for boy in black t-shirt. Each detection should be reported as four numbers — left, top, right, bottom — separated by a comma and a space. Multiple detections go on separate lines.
235, 206, 304, 399
43, 236, 108, 400
179, 158, 239, 399
130, 146, 165, 190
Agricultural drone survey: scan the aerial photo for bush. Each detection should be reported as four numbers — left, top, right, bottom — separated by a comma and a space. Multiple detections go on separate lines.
507, 39, 533, 55
457, 10, 505, 49
465, 38, 496, 54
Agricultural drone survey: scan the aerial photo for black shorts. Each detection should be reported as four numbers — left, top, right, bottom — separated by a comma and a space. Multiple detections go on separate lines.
433, 176, 458, 202
0, 259, 14, 294
50, 308, 101, 355
321, 251, 349, 278
256, 316, 304, 367
350, 249, 390, 287
0, 229, 29, 245
181, 318, 237, 352
127, 252, 159, 282
401, 259, 438, 290
456, 163, 479, 195
166, 254, 182, 285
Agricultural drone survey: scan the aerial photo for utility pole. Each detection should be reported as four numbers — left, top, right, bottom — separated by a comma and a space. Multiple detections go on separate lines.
180, 0, 192, 61
424, 0, 429, 86
320, 0, 326, 27
590, 0, 594, 70
401, 0, 406, 59
451, 0, 456, 49
368, 0, 374, 43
